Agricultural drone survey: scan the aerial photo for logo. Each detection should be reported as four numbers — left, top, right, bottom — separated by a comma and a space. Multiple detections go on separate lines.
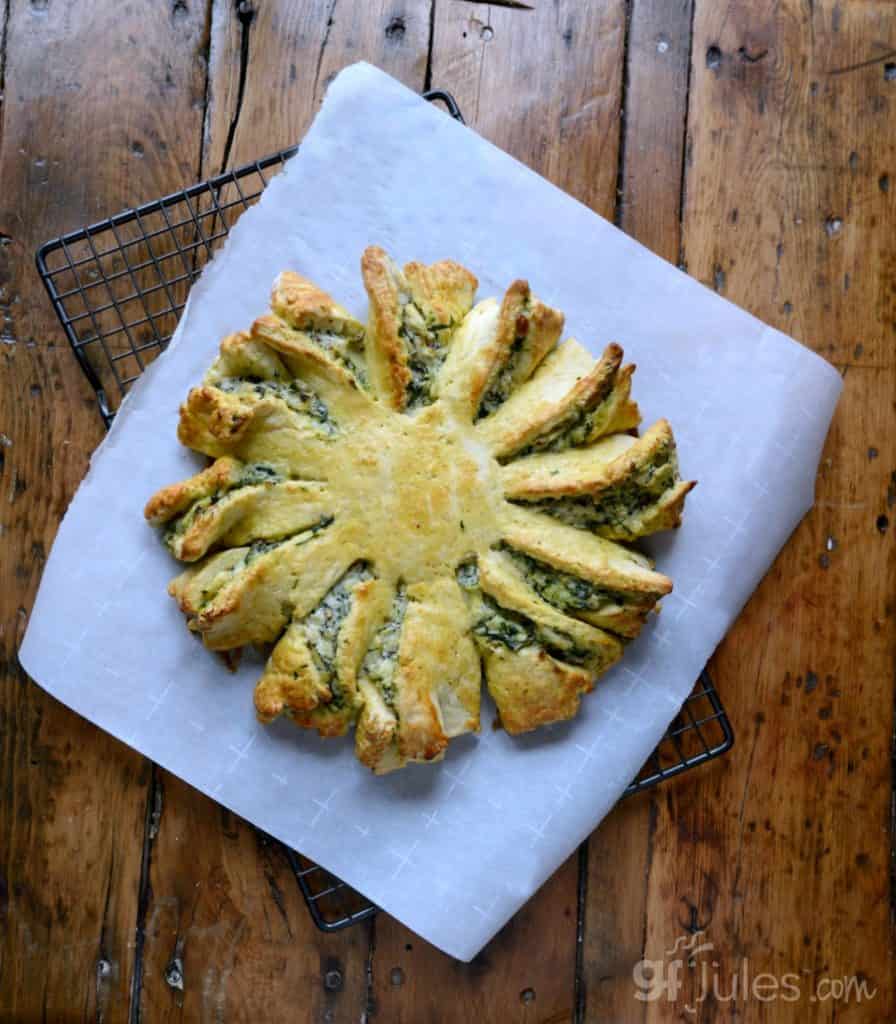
632, 931, 877, 1011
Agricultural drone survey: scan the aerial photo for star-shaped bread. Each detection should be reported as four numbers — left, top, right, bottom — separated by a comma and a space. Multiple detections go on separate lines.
145, 246, 694, 773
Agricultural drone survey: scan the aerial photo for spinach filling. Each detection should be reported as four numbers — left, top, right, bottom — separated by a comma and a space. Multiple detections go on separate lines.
302, 563, 372, 707
477, 303, 532, 419
517, 373, 617, 458
359, 586, 408, 709
455, 559, 480, 591
162, 462, 283, 548
522, 442, 677, 537
502, 547, 634, 616
213, 376, 336, 434
398, 300, 453, 409
306, 329, 369, 390
196, 518, 333, 611
471, 593, 591, 666
456, 561, 590, 665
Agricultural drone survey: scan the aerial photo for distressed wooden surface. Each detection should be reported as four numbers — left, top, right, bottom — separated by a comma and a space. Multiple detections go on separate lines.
0, 2, 209, 1021
631, 2, 896, 1019
2, 1, 894, 1021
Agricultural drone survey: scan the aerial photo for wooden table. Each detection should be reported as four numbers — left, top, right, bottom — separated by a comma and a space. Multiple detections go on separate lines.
2, 2, 893, 1020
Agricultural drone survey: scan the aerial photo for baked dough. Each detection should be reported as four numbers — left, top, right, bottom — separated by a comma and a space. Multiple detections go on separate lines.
146, 247, 694, 772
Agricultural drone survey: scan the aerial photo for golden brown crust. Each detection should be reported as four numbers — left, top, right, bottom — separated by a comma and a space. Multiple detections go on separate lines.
473, 280, 564, 413
402, 258, 478, 326
502, 419, 675, 497
352, 580, 403, 771
205, 331, 290, 384
438, 281, 564, 420
190, 525, 358, 650
361, 245, 478, 411
501, 420, 696, 540
144, 457, 240, 526
254, 569, 381, 737
251, 315, 362, 395
174, 481, 331, 562
270, 271, 365, 338
484, 645, 595, 735
361, 245, 412, 408
477, 549, 624, 673
394, 578, 480, 763
498, 503, 667, 593
476, 341, 641, 461
254, 622, 330, 721
175, 383, 333, 478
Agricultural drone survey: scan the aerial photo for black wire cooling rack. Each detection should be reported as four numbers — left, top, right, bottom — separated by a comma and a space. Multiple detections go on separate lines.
36, 91, 733, 933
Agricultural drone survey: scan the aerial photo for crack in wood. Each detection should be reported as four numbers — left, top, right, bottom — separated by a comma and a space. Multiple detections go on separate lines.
95, 846, 116, 1022
676, 0, 697, 272
312, 0, 339, 101
257, 833, 293, 940
362, 915, 377, 1023
217, 0, 256, 174
424, 0, 437, 92
573, 840, 589, 1024
730, 713, 764, 904
195, 0, 215, 180
613, 0, 634, 228
453, 0, 534, 9
0, 0, 10, 331
128, 766, 162, 1024
827, 48, 896, 76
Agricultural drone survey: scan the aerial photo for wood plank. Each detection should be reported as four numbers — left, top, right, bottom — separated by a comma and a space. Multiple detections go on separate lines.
637, 0, 896, 1018
615, 0, 694, 253
203, 0, 434, 172
137, 4, 435, 1020
430, 0, 627, 212
138, 776, 373, 1022
0, 2, 210, 1020
580, 3, 695, 1020
371, 3, 627, 1020
370, 854, 580, 1024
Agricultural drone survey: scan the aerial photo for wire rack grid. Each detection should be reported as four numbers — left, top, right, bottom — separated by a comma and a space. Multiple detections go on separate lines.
36, 91, 733, 933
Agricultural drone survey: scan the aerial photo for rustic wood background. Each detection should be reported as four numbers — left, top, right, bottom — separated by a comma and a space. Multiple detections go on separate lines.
2, 1, 894, 1020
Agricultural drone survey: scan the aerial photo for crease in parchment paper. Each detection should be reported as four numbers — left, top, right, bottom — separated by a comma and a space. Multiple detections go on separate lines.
20, 62, 842, 961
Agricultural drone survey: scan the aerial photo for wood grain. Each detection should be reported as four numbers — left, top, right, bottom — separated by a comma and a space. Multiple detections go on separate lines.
138, 775, 372, 1022
0, 2, 210, 1020
635, 0, 896, 1018
615, 0, 694, 253
136, 4, 434, 1020
370, 854, 580, 1024
203, 0, 433, 172
431, 0, 627, 213
580, 3, 696, 1020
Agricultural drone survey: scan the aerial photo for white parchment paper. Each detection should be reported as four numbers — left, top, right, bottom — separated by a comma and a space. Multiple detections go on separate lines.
20, 63, 842, 961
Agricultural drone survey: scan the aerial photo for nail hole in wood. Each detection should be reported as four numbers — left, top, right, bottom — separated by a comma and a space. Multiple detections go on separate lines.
324, 969, 343, 992
385, 16, 406, 41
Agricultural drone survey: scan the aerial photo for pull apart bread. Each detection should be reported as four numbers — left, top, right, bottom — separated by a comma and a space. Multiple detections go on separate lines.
145, 246, 695, 773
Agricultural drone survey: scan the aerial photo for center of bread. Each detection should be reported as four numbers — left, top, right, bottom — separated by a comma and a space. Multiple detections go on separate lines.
335, 402, 503, 584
